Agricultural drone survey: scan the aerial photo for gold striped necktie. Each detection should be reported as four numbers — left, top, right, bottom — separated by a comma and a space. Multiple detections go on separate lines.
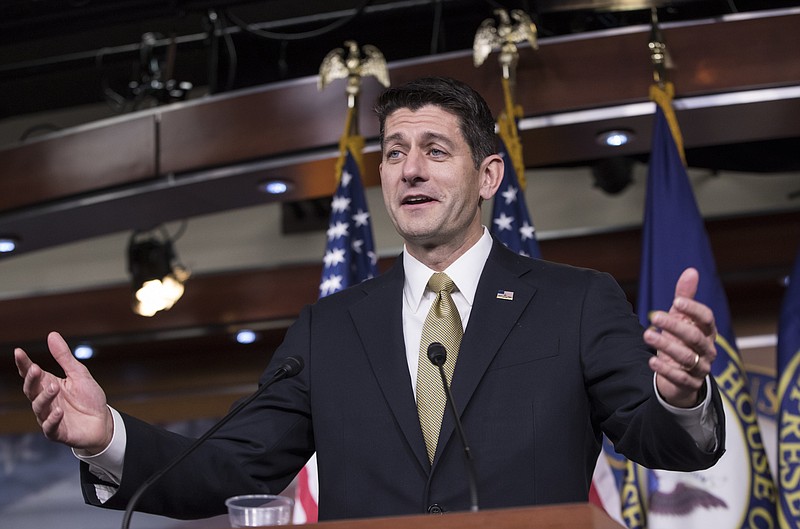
416, 272, 463, 464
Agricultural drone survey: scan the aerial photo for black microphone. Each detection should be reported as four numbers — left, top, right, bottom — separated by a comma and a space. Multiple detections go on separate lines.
120, 356, 305, 529
427, 342, 479, 512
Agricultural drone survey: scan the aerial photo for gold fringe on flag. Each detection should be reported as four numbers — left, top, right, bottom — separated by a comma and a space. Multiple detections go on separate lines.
497, 76, 527, 190
335, 106, 365, 183
649, 82, 686, 167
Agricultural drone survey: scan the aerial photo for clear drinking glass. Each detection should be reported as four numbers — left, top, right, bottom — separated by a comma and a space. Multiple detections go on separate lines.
225, 494, 294, 527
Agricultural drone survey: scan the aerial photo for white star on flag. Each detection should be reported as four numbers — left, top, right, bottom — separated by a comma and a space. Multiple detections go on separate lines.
502, 186, 518, 205
493, 212, 514, 231
352, 209, 370, 227
519, 221, 536, 241
340, 169, 353, 187
331, 195, 351, 213
326, 221, 349, 240
323, 248, 346, 267
319, 275, 344, 296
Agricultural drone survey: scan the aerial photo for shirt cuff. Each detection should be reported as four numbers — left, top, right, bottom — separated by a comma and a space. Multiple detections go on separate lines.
73, 406, 126, 499
653, 374, 718, 452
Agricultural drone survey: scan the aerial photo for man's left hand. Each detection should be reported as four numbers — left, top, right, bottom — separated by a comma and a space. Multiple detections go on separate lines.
645, 267, 718, 408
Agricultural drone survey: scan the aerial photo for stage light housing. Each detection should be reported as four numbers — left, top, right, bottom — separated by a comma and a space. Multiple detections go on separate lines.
128, 232, 189, 317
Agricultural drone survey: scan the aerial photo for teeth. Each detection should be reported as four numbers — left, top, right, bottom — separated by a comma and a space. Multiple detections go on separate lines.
405, 196, 430, 204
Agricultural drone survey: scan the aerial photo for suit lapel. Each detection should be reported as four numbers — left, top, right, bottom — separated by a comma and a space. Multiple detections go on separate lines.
349, 260, 431, 471
347, 244, 540, 471
434, 242, 538, 466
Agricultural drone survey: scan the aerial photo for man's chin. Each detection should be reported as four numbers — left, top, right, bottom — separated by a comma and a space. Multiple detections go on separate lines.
403, 233, 450, 253
394, 220, 436, 241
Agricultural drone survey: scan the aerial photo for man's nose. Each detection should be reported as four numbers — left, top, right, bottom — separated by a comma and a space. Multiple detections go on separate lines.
401, 149, 426, 182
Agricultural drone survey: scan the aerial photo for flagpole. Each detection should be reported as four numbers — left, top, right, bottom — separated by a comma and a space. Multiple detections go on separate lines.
648, 8, 685, 168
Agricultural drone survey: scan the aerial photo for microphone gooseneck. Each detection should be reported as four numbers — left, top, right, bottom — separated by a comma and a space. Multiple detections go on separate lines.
426, 342, 479, 512
120, 356, 305, 529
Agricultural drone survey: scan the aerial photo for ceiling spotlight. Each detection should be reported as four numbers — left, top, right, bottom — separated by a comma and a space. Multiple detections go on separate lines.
73, 345, 95, 360
0, 236, 19, 253
597, 129, 634, 147
235, 329, 258, 344
259, 180, 292, 195
128, 229, 190, 317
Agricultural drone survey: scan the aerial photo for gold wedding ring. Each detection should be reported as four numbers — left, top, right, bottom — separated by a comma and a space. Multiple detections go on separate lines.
683, 352, 700, 371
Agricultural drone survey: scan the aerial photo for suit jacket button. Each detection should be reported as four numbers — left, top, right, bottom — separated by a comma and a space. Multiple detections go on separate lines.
427, 504, 444, 514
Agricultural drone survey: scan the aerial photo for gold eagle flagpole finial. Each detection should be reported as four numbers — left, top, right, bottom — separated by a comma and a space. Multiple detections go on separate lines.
319, 40, 390, 110
319, 41, 390, 181
473, 9, 537, 86
473, 9, 536, 189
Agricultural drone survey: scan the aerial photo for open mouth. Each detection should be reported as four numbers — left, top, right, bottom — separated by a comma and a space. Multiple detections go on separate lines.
402, 195, 435, 205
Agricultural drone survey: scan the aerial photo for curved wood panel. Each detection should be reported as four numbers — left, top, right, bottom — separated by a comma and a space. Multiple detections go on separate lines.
0, 114, 157, 211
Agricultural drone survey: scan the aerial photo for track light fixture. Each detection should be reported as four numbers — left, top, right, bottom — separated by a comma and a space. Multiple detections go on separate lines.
128, 228, 189, 317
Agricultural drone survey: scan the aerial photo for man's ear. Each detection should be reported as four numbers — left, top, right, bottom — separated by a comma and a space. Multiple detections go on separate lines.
479, 154, 505, 200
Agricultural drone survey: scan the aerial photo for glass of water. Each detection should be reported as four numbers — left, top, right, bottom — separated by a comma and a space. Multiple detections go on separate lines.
225, 494, 294, 526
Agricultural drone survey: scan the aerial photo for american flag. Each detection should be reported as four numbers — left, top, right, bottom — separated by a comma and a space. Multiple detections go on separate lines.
317, 149, 379, 297
490, 136, 541, 259
293, 147, 378, 523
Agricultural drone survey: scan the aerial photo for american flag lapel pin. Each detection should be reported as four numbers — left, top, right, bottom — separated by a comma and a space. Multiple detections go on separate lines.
496, 290, 514, 301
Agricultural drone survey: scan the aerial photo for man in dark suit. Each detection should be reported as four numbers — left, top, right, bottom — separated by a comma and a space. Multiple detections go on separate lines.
16, 76, 724, 521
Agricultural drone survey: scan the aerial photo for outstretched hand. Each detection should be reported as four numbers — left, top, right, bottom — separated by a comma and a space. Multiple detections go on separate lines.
15, 331, 113, 454
645, 268, 718, 408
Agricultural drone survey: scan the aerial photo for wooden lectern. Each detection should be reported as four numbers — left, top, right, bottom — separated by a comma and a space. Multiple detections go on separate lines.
215, 503, 624, 529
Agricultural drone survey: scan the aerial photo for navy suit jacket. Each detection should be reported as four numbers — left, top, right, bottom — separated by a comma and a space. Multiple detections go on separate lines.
82, 241, 725, 520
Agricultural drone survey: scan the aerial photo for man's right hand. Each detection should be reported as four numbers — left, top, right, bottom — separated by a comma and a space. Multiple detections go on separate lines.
15, 331, 113, 454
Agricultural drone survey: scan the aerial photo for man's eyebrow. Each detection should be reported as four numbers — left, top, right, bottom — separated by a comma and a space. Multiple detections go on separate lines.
383, 131, 407, 145
420, 131, 455, 148
384, 130, 455, 146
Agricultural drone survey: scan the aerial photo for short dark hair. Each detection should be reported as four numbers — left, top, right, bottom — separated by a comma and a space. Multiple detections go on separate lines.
373, 76, 497, 168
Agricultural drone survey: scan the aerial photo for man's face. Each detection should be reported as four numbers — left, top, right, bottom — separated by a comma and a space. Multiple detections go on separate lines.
379, 105, 498, 255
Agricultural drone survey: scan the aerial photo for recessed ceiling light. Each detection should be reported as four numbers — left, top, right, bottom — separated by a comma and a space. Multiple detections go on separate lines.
0, 237, 19, 253
236, 329, 258, 344
259, 180, 292, 195
74, 345, 95, 360
597, 130, 634, 147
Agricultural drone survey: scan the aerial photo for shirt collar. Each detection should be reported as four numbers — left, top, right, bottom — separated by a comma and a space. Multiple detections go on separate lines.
403, 227, 493, 312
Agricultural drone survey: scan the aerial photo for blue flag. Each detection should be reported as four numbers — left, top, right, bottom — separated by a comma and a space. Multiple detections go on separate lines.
621, 83, 777, 529
490, 136, 541, 259
318, 148, 378, 298
778, 243, 800, 528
